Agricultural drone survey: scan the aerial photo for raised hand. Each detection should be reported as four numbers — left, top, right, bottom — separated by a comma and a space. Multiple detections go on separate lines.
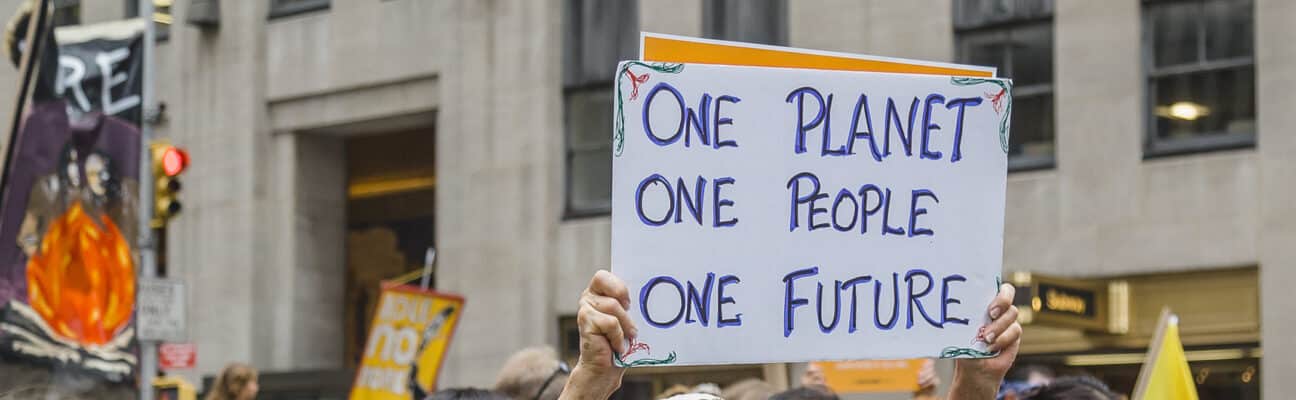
561, 270, 637, 400
950, 283, 1022, 400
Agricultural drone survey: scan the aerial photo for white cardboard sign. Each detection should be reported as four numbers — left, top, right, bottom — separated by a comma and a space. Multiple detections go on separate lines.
611, 62, 1011, 366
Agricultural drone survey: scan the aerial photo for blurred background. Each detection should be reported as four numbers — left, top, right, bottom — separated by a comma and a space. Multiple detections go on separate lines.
0, 0, 1288, 399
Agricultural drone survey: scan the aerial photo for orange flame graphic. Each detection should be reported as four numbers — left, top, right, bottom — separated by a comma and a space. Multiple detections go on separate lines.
25, 201, 135, 345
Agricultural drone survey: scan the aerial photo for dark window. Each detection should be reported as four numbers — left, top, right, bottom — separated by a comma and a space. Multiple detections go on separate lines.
269, 0, 330, 19
1144, 0, 1255, 157
955, 0, 1055, 171
703, 0, 786, 45
125, 0, 171, 40
51, 0, 80, 27
563, 0, 638, 217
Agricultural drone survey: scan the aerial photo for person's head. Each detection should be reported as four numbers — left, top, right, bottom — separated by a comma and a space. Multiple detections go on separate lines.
658, 384, 692, 399
722, 378, 777, 400
494, 346, 570, 400
1021, 376, 1120, 400
800, 363, 825, 387
770, 385, 838, 400
429, 388, 512, 400
1010, 365, 1057, 387
205, 363, 258, 400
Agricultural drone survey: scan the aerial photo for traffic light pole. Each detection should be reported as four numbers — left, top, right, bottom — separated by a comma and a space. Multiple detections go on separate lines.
137, 0, 158, 398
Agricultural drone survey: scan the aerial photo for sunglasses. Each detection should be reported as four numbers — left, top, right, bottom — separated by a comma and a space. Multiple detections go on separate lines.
533, 361, 571, 400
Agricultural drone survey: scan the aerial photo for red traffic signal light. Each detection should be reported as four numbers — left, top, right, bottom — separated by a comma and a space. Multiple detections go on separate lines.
159, 146, 189, 177
150, 141, 189, 228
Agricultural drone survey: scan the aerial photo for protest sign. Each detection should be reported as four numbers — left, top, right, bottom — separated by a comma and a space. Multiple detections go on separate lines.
611, 61, 1011, 366
813, 359, 925, 393
351, 285, 464, 400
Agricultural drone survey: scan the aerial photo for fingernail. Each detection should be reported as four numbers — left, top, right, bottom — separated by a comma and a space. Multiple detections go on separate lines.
984, 331, 996, 344
989, 307, 1002, 319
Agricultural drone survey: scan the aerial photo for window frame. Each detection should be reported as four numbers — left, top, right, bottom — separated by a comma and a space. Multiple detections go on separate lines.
125, 0, 171, 41
954, 11, 1057, 172
51, 0, 80, 27
702, 0, 788, 46
561, 0, 637, 219
269, 0, 330, 20
1142, 0, 1256, 159
562, 83, 615, 219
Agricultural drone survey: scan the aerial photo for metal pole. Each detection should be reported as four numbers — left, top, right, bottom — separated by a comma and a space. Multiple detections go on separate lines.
137, 0, 157, 399
420, 248, 436, 289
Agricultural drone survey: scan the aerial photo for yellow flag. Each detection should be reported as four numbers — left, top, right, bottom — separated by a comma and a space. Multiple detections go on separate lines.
1135, 310, 1199, 400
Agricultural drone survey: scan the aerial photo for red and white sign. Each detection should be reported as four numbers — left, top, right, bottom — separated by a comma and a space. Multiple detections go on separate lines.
158, 343, 196, 370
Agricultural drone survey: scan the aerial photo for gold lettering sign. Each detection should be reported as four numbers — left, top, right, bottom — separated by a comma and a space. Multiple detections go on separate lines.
1045, 288, 1087, 315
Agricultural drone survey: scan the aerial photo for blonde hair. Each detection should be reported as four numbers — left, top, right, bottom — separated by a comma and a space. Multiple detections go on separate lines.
206, 363, 258, 400
723, 379, 777, 400
494, 346, 566, 400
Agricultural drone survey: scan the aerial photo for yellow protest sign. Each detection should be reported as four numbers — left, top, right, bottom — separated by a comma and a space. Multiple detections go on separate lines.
350, 285, 465, 400
813, 359, 925, 393
640, 32, 995, 77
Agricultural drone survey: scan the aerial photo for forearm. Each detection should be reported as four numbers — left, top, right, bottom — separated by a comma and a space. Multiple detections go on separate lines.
558, 365, 623, 400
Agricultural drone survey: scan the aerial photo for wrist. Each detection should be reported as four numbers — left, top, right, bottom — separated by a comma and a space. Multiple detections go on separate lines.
559, 364, 623, 400
949, 362, 1000, 400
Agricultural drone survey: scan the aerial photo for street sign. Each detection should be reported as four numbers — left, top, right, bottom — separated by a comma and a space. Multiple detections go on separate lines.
158, 343, 196, 370
137, 278, 186, 342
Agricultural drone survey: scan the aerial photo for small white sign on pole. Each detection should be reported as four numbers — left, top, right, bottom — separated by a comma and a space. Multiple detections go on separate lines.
611, 62, 1011, 366
137, 278, 186, 342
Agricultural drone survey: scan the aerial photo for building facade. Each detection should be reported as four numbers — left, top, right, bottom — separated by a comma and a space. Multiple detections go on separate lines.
0, 0, 1291, 398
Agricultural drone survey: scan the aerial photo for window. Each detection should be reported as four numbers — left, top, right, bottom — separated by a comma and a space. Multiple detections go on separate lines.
703, 0, 786, 45
563, 0, 638, 217
269, 0, 330, 19
955, 0, 1055, 171
125, 0, 171, 40
51, 0, 80, 27
1144, 0, 1255, 157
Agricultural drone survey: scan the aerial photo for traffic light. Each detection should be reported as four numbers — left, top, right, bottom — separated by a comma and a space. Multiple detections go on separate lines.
150, 141, 189, 228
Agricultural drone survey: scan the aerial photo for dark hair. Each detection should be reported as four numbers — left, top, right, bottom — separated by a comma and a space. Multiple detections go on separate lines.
1022, 376, 1121, 400
428, 388, 512, 400
770, 385, 839, 400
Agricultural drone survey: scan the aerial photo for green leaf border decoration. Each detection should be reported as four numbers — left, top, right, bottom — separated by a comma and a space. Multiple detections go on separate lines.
940, 346, 998, 359
939, 275, 1005, 359
950, 77, 1013, 154
613, 351, 678, 367
614, 62, 685, 157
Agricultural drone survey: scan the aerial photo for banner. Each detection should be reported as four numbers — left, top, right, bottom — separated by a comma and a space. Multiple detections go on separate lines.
611, 59, 1011, 365
49, 19, 145, 125
0, 19, 145, 397
813, 360, 924, 393
351, 284, 465, 400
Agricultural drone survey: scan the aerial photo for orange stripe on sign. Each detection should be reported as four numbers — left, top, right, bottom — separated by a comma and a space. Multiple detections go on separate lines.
642, 36, 995, 77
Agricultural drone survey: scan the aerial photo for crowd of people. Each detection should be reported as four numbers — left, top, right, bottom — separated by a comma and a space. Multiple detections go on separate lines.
204, 269, 1123, 400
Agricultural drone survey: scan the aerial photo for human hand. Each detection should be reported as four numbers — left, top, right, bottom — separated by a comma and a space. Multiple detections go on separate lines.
914, 359, 941, 399
560, 270, 637, 400
950, 283, 1021, 400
